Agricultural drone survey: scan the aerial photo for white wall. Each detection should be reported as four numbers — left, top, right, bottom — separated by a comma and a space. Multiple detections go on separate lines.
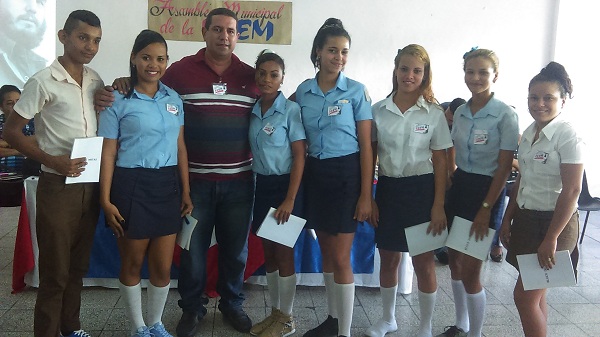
57, 0, 556, 118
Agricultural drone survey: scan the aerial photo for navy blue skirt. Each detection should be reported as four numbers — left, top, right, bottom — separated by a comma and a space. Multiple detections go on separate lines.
251, 173, 304, 234
110, 166, 182, 239
446, 168, 497, 229
375, 174, 435, 252
304, 153, 361, 234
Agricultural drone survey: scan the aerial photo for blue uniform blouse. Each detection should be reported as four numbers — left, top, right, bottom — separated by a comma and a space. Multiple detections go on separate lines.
451, 94, 519, 177
249, 92, 306, 175
295, 72, 372, 159
98, 82, 184, 169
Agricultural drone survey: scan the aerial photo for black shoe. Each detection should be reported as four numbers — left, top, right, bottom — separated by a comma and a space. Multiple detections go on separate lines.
176, 311, 201, 337
435, 249, 449, 265
219, 306, 252, 333
303, 315, 338, 337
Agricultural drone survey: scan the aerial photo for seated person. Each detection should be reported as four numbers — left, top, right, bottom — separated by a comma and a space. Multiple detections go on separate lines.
0, 84, 38, 175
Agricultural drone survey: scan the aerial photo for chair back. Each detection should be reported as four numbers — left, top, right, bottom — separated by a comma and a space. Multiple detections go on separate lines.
579, 171, 593, 204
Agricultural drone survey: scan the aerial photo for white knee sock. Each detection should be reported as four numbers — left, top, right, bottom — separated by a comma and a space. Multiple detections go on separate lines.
466, 290, 486, 337
416, 290, 437, 337
335, 282, 355, 337
451, 279, 469, 332
365, 285, 398, 337
324, 272, 338, 318
381, 285, 397, 324
147, 282, 170, 326
266, 270, 280, 310
119, 282, 145, 333
278, 274, 296, 316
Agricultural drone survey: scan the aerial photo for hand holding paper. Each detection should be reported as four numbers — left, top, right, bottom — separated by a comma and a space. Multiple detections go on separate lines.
446, 216, 495, 261
65, 137, 103, 184
405, 222, 448, 257
256, 207, 307, 248
517, 250, 576, 290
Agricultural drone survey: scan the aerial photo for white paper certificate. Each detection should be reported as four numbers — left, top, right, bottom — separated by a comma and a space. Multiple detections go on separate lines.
65, 136, 103, 184
405, 221, 449, 257
517, 250, 576, 291
176, 214, 198, 250
446, 216, 495, 261
256, 207, 307, 248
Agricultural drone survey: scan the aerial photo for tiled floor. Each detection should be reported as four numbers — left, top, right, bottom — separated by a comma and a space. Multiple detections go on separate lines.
1, 205, 600, 337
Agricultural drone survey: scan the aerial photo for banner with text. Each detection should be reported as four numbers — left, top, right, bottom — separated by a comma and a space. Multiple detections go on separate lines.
148, 0, 292, 44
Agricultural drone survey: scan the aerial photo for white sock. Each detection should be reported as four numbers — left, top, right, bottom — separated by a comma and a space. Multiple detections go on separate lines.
381, 285, 397, 324
147, 282, 170, 326
278, 274, 296, 316
324, 272, 338, 318
451, 279, 470, 332
119, 282, 145, 333
335, 282, 355, 337
466, 290, 486, 337
266, 270, 280, 310
416, 290, 437, 337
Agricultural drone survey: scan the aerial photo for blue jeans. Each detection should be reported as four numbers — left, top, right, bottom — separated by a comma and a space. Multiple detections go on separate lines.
177, 178, 254, 315
491, 187, 507, 246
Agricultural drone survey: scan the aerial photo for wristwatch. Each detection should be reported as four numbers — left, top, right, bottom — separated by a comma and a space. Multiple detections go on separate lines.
482, 201, 491, 209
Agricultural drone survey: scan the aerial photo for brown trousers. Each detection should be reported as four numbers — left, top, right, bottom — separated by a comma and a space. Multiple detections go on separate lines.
33, 172, 99, 337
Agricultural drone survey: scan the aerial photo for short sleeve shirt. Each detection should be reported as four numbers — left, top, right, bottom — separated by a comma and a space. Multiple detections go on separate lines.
249, 92, 305, 175
372, 95, 453, 177
451, 94, 519, 177
98, 82, 185, 169
13, 59, 104, 175
517, 116, 584, 211
295, 72, 372, 159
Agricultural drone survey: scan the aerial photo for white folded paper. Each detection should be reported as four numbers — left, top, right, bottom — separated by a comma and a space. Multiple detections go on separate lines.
177, 214, 197, 250
405, 221, 449, 257
65, 136, 103, 184
517, 250, 576, 291
256, 207, 307, 248
446, 216, 495, 261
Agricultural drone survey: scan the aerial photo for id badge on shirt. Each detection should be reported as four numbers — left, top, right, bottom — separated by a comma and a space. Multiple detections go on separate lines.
413, 123, 429, 134
473, 130, 488, 145
213, 83, 227, 95
166, 103, 179, 115
327, 105, 341, 116
262, 123, 275, 136
533, 151, 549, 164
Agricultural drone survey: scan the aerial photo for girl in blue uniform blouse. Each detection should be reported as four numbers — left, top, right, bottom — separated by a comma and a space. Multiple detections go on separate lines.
98, 30, 193, 337
248, 50, 306, 337
295, 18, 373, 337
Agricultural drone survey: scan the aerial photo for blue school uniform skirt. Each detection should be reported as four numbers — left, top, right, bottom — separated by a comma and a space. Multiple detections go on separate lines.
304, 152, 361, 234
110, 166, 182, 239
445, 168, 498, 229
251, 173, 304, 234
375, 174, 435, 252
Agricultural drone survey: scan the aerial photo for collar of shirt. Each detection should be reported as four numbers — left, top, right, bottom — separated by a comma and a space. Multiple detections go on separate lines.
130, 81, 171, 100
192, 48, 244, 75
462, 93, 502, 119
49, 59, 91, 85
252, 91, 286, 119
304, 71, 349, 95
382, 94, 430, 116
522, 113, 565, 144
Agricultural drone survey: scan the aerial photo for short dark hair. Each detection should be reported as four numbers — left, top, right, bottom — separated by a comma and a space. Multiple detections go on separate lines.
529, 61, 573, 99
449, 98, 466, 113
63, 10, 101, 34
0, 85, 21, 104
205, 8, 238, 29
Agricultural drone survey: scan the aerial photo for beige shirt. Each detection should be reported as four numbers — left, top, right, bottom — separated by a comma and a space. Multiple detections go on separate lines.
372, 95, 453, 178
517, 116, 584, 211
13, 59, 103, 174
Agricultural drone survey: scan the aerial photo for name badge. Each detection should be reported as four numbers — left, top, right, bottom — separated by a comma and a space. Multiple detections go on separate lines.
337, 99, 349, 104
413, 123, 429, 134
212, 83, 227, 95
166, 103, 179, 115
327, 105, 341, 116
533, 151, 549, 164
262, 123, 275, 136
473, 130, 488, 145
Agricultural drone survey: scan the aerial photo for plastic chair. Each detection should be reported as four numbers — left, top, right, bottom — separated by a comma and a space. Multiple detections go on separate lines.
578, 171, 600, 244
